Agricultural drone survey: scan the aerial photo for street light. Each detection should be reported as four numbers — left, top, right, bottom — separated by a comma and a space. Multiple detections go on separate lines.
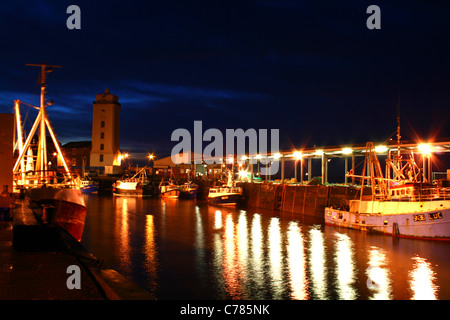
342, 147, 352, 155
418, 143, 433, 181
293, 151, 302, 182
418, 144, 432, 156
375, 145, 388, 153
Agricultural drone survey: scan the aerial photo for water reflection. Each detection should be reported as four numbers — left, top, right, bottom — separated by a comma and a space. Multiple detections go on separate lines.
223, 213, 242, 298
308, 227, 328, 299
366, 247, 392, 300
82, 196, 450, 300
268, 217, 283, 298
409, 256, 438, 300
144, 214, 159, 290
250, 214, 264, 299
117, 197, 131, 273
334, 232, 357, 300
287, 222, 308, 299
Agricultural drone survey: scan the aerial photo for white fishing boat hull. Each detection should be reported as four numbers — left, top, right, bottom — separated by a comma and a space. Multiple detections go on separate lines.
208, 186, 243, 206
325, 199, 450, 240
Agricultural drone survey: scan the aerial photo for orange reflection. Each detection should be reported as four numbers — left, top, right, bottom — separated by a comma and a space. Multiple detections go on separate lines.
223, 213, 243, 298
144, 214, 159, 289
116, 197, 131, 271
409, 256, 438, 300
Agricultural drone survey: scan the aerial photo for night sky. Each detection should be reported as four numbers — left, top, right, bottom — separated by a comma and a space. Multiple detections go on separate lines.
1, 1, 449, 163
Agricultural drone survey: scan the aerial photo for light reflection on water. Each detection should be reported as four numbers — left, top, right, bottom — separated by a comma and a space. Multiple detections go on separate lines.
82, 195, 450, 300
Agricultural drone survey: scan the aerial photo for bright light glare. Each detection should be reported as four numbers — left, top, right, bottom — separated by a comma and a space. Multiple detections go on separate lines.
238, 169, 248, 179
315, 150, 324, 156
273, 153, 282, 159
418, 144, 432, 155
375, 145, 388, 153
293, 151, 302, 160
342, 148, 352, 155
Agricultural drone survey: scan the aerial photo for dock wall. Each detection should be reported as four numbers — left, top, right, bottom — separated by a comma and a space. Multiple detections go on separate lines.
241, 183, 362, 221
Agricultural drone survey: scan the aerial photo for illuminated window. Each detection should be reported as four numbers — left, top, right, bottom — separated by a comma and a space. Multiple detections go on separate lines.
72, 158, 76, 166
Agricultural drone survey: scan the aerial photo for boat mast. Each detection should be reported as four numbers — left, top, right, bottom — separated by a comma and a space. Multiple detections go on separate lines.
396, 95, 401, 163
13, 62, 73, 185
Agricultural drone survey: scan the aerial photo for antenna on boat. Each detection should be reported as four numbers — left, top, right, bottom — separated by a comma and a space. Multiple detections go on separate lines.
396, 90, 401, 161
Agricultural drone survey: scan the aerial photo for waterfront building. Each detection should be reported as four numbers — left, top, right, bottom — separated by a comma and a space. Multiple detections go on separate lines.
0, 113, 14, 199
89, 88, 122, 174
60, 141, 92, 176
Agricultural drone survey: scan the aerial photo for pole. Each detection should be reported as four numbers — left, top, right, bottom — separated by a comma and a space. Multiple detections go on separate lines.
345, 156, 348, 184
294, 160, 297, 181
308, 158, 312, 182
300, 158, 303, 184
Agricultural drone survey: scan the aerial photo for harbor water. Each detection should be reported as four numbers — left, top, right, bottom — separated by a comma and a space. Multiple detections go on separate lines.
81, 194, 450, 300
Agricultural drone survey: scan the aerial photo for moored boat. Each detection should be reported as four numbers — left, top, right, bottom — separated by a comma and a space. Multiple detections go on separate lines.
325, 142, 450, 240
12, 63, 88, 241
179, 181, 198, 200
208, 171, 243, 206
80, 178, 99, 194
113, 167, 152, 196
27, 186, 87, 242
159, 180, 180, 199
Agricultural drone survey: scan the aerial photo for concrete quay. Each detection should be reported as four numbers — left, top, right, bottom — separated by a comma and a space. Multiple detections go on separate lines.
0, 198, 155, 300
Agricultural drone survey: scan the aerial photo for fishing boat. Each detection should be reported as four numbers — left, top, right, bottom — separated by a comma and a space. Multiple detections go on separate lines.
325, 141, 450, 240
12, 62, 87, 241
159, 180, 180, 199
113, 167, 152, 196
208, 171, 243, 205
179, 181, 198, 200
80, 177, 99, 194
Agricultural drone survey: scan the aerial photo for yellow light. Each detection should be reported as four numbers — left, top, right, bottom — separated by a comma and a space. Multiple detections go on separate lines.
315, 150, 324, 156
293, 151, 302, 160
375, 145, 388, 153
238, 169, 248, 179
255, 154, 262, 160
148, 153, 154, 160
342, 148, 352, 155
241, 155, 248, 160
418, 144, 432, 156
273, 153, 282, 159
